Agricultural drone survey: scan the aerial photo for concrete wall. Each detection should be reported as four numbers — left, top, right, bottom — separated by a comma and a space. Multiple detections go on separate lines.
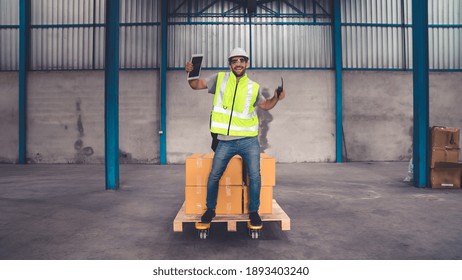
1, 70, 159, 164
0, 72, 18, 162
119, 71, 160, 163
0, 70, 461, 164
343, 71, 414, 161
430, 72, 462, 129
26, 71, 105, 163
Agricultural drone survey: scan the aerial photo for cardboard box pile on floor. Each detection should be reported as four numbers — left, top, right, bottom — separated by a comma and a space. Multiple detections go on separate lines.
430, 126, 462, 188
185, 153, 276, 215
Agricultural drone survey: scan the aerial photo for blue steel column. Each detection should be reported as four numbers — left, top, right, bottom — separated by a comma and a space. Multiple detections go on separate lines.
159, 0, 168, 164
18, 0, 30, 164
333, 0, 343, 162
412, 0, 429, 187
105, 0, 120, 190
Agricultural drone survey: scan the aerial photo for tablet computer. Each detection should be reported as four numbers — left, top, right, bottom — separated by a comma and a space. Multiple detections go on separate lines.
187, 54, 203, 80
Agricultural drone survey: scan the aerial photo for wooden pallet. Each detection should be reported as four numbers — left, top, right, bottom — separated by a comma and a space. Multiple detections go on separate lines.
173, 199, 291, 232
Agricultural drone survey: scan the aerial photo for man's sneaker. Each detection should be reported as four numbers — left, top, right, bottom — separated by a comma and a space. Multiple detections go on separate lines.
249, 212, 262, 227
201, 208, 216, 223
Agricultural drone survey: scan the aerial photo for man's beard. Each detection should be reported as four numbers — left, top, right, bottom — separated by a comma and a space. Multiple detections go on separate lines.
232, 68, 246, 77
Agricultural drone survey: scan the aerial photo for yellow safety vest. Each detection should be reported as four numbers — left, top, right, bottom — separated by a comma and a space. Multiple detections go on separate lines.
210, 72, 260, 137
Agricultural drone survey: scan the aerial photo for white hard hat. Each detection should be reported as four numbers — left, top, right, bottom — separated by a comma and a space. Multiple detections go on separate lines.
228, 47, 249, 60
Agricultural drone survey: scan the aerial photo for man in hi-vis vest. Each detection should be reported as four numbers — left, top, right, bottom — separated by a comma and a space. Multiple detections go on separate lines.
185, 47, 285, 227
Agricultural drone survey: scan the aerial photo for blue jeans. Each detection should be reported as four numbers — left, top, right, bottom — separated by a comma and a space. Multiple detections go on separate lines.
206, 136, 261, 213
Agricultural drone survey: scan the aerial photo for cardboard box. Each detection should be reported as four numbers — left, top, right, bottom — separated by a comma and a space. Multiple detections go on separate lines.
260, 153, 276, 186
430, 147, 460, 168
185, 185, 243, 214
184, 185, 207, 214
216, 185, 243, 214
185, 153, 243, 186
243, 185, 273, 214
430, 162, 462, 189
431, 126, 460, 149
185, 154, 209, 186
245, 153, 276, 186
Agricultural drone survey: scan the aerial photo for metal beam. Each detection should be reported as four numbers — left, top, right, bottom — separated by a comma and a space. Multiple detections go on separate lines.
333, 0, 343, 162
412, 0, 429, 187
169, 0, 329, 18
160, 0, 168, 164
105, 0, 120, 190
18, 0, 30, 164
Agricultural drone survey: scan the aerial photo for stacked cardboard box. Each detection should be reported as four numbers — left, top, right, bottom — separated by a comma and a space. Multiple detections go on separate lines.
184, 153, 276, 214
430, 126, 462, 188
185, 153, 243, 214
243, 153, 276, 214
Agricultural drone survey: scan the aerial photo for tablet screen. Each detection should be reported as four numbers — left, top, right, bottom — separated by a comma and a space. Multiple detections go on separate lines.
188, 55, 203, 80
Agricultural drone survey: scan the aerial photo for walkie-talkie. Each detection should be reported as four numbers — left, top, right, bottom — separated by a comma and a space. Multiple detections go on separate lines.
276, 77, 284, 99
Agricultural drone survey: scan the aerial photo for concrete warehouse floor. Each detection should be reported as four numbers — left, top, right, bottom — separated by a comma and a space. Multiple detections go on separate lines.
1, 162, 461, 260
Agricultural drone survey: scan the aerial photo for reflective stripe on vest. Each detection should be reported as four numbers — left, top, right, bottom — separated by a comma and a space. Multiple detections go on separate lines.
211, 72, 260, 137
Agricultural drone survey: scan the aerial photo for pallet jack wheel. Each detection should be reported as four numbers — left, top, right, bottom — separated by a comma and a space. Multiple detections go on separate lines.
195, 222, 210, 239
247, 221, 262, 239
250, 229, 260, 239
199, 229, 209, 239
